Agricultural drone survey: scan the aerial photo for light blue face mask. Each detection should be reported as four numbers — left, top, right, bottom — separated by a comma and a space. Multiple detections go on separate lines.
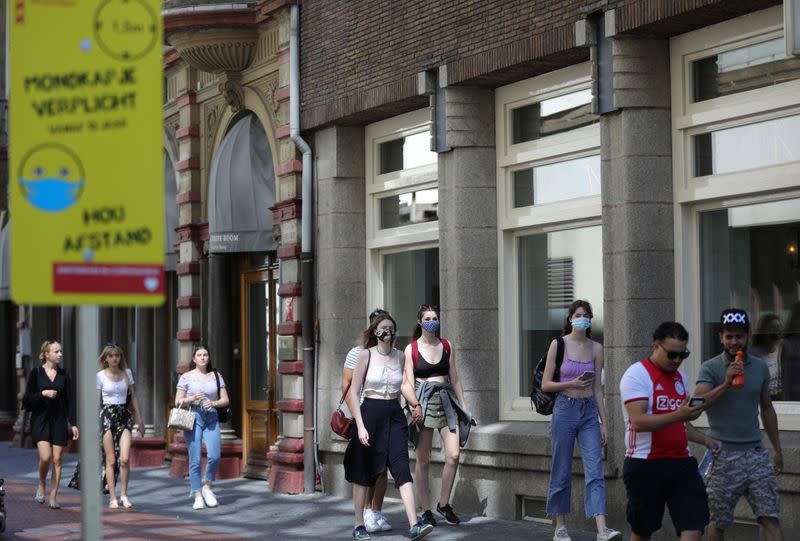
420, 319, 440, 334
21, 177, 84, 212
571, 316, 591, 331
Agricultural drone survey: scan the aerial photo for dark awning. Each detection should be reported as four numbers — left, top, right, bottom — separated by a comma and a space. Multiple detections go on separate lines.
0, 221, 9, 301
208, 113, 276, 253
164, 152, 178, 271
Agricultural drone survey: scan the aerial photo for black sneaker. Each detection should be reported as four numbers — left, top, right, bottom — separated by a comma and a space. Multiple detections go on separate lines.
409, 521, 434, 541
421, 509, 437, 527
352, 525, 370, 540
436, 502, 460, 524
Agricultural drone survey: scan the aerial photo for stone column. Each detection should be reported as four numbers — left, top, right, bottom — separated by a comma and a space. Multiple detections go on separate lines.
134, 307, 155, 427
599, 38, 674, 522
314, 125, 367, 496
131, 307, 165, 466
437, 87, 498, 424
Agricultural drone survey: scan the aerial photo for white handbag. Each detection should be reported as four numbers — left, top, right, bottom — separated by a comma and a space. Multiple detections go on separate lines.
168, 405, 195, 431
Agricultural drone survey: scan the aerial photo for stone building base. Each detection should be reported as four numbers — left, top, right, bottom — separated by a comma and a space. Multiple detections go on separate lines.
267, 437, 304, 493
130, 437, 167, 468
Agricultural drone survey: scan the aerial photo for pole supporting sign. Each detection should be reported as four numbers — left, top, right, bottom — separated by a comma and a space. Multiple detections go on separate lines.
10, 0, 164, 306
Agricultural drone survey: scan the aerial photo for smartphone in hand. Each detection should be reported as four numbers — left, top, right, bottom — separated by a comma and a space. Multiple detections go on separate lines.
579, 371, 595, 382
688, 396, 706, 407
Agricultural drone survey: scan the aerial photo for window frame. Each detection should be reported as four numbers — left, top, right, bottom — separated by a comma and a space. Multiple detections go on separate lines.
496, 62, 602, 421
365, 109, 439, 313
671, 5, 800, 428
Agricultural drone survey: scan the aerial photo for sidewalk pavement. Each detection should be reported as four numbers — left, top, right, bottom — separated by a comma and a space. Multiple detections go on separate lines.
0, 443, 613, 540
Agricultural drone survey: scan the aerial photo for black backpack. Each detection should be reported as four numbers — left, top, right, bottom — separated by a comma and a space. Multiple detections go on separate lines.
530, 336, 565, 415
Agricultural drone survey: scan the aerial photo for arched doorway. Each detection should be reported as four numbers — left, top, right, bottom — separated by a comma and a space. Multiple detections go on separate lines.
208, 112, 279, 479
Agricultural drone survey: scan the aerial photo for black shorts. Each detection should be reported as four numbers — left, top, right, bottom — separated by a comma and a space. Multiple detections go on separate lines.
623, 457, 709, 537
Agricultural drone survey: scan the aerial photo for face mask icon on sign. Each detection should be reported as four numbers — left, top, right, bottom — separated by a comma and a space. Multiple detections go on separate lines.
18, 144, 86, 212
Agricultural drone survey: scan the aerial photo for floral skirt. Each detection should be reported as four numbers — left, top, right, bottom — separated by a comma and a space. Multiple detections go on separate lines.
99, 404, 133, 491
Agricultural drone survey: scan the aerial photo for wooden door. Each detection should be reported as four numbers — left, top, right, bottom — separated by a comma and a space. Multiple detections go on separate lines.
240, 267, 279, 479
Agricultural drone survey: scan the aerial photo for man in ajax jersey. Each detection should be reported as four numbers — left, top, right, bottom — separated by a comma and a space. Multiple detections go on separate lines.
620, 322, 719, 541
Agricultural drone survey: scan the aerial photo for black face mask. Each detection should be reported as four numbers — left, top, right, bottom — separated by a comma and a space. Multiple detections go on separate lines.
375, 329, 394, 343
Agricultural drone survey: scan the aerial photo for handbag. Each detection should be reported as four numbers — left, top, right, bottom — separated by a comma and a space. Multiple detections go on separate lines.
168, 404, 195, 431
213, 370, 231, 423
67, 462, 80, 490
331, 350, 370, 439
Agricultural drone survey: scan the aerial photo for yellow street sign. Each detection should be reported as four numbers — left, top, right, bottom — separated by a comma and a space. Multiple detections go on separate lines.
9, 0, 164, 305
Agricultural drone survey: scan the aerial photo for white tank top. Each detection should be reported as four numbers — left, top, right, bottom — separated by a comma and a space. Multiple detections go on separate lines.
96, 368, 134, 405
361, 348, 402, 398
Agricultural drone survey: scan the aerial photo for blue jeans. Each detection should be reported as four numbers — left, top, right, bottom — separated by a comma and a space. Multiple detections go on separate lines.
546, 394, 606, 517
184, 407, 221, 493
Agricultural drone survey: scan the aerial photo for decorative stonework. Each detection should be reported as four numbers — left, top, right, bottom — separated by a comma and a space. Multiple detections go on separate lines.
202, 99, 225, 172
218, 72, 245, 113
258, 74, 281, 126
167, 28, 260, 74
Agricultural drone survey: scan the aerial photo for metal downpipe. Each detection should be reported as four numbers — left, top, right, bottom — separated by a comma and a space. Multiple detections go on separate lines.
289, 3, 316, 495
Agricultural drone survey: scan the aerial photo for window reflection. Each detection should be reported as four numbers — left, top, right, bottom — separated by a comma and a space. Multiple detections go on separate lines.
379, 188, 438, 229
699, 199, 800, 401
512, 89, 597, 144
517, 227, 603, 396
378, 131, 435, 174
513, 155, 600, 207
692, 38, 799, 102
693, 114, 800, 177
383, 248, 440, 349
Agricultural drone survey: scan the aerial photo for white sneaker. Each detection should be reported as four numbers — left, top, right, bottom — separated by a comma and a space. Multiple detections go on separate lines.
192, 496, 205, 510
201, 485, 218, 507
363, 509, 380, 533
554, 526, 572, 541
374, 511, 392, 532
597, 527, 622, 541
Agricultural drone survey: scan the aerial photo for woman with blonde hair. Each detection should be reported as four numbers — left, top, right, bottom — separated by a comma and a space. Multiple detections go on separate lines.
23, 340, 80, 509
96, 343, 144, 509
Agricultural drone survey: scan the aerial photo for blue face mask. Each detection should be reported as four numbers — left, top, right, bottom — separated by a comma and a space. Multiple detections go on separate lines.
21, 177, 84, 212
571, 316, 591, 331
420, 319, 440, 334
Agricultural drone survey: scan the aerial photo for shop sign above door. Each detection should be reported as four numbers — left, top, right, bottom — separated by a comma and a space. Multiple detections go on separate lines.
9, 0, 164, 306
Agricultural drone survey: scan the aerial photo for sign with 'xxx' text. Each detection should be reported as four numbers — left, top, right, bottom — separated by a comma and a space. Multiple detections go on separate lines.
10, 0, 164, 305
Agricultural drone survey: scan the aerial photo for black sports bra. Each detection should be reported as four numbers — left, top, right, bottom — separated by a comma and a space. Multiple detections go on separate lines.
414, 343, 451, 378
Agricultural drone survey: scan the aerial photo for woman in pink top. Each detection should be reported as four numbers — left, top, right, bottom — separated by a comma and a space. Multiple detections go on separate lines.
174, 345, 230, 510
541, 300, 621, 541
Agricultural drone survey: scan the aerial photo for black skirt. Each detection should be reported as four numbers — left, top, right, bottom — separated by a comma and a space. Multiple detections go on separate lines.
344, 398, 413, 488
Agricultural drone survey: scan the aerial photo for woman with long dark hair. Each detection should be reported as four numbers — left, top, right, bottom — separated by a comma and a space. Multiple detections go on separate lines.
541, 300, 621, 541
174, 345, 230, 510
96, 343, 144, 509
23, 340, 80, 509
344, 312, 433, 541
404, 304, 474, 527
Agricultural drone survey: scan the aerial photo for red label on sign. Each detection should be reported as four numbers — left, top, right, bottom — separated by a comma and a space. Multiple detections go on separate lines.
53, 262, 164, 295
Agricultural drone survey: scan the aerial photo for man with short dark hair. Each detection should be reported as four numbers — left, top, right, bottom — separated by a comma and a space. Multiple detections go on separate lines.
693, 309, 783, 541
620, 321, 716, 541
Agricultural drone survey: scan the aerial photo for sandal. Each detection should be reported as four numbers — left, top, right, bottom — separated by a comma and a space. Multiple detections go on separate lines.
109, 499, 119, 509
34, 490, 45, 504
48, 500, 61, 509
120, 496, 133, 509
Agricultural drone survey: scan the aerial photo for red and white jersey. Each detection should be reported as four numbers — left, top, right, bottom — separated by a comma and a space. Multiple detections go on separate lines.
620, 358, 690, 460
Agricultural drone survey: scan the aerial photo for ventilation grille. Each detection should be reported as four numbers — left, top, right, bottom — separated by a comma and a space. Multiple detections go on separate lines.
547, 257, 574, 309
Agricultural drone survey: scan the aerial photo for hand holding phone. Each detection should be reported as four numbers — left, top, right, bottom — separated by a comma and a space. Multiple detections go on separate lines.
578, 371, 595, 382
688, 396, 705, 407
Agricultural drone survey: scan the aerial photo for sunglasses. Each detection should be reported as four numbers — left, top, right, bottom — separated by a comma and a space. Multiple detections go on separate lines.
662, 346, 690, 360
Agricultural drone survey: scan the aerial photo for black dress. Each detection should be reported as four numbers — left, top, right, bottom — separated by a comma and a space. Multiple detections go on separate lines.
23, 365, 76, 446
